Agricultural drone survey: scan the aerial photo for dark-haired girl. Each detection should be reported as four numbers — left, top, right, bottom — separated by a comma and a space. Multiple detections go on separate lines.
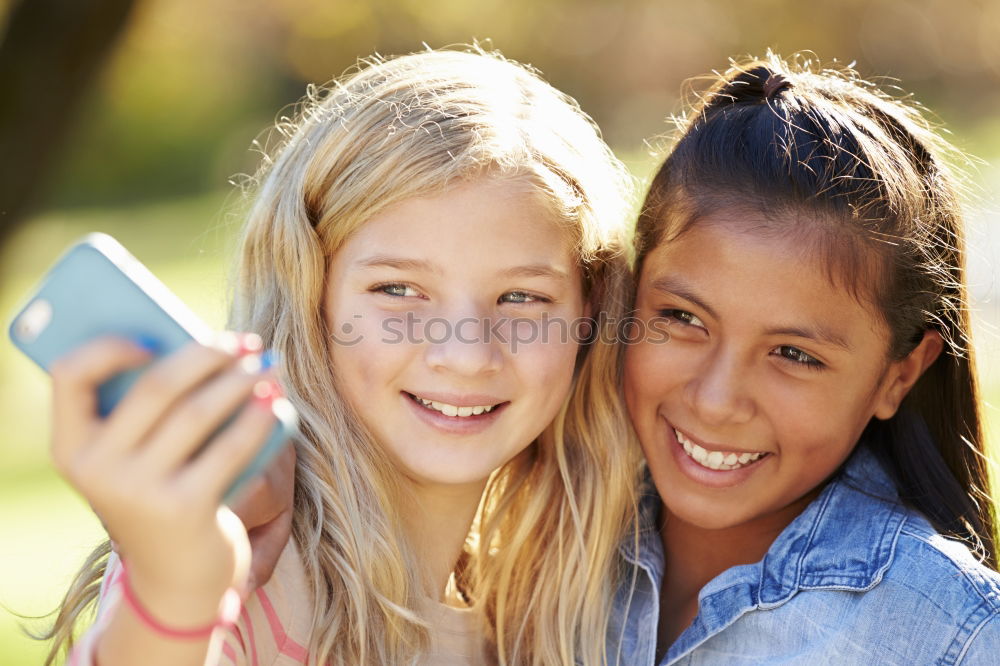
613, 54, 1000, 664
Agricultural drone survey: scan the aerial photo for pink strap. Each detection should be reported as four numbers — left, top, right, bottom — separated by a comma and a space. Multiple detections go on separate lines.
119, 561, 242, 640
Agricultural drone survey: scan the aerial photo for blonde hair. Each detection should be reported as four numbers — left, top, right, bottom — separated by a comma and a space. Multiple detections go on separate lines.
43, 47, 641, 665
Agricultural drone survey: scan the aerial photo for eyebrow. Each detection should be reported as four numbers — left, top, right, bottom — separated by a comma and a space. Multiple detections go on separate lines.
648, 274, 852, 351
357, 256, 570, 281
498, 264, 572, 281
648, 275, 718, 319
764, 325, 852, 351
355, 255, 442, 274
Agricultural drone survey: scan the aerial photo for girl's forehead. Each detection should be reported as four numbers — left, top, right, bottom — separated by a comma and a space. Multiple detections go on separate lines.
645, 207, 885, 306
338, 179, 582, 278
639, 216, 890, 344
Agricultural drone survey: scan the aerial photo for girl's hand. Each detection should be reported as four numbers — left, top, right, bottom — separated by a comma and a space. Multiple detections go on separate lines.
50, 334, 279, 628
104, 440, 298, 596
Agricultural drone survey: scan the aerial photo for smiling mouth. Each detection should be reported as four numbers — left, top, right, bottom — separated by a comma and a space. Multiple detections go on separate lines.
674, 427, 770, 471
405, 392, 506, 418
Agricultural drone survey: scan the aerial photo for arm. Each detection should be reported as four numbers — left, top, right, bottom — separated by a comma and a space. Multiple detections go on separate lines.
70, 552, 253, 666
52, 335, 280, 666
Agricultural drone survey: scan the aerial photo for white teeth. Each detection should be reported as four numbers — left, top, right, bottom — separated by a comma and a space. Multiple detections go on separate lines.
674, 428, 766, 471
412, 394, 499, 418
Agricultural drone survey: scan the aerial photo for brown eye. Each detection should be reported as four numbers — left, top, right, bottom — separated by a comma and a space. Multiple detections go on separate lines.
774, 345, 823, 368
659, 309, 706, 329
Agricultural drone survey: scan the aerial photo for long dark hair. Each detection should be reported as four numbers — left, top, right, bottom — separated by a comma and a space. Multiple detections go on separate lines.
635, 53, 997, 569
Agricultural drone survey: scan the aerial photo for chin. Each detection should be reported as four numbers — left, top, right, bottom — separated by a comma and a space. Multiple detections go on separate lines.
663, 491, 757, 531
675, 509, 748, 531
397, 456, 500, 488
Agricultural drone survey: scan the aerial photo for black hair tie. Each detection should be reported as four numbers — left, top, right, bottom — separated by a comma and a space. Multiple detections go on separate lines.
763, 73, 792, 98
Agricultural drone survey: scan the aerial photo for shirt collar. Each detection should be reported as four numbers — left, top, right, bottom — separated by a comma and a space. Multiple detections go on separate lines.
756, 445, 907, 604
620, 474, 665, 574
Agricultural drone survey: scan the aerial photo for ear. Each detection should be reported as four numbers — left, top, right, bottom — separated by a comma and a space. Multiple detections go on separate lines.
873, 330, 943, 420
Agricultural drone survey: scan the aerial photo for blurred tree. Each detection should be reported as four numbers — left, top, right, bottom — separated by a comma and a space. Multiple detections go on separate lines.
0, 0, 137, 248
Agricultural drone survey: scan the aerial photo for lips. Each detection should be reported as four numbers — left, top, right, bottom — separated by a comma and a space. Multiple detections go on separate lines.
674, 427, 769, 471
659, 420, 773, 489
402, 391, 510, 434
406, 392, 502, 417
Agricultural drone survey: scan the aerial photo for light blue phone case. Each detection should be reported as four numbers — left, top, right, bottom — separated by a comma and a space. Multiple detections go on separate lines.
7, 232, 297, 502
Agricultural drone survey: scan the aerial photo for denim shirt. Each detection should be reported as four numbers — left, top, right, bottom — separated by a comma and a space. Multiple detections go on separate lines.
608, 447, 1000, 665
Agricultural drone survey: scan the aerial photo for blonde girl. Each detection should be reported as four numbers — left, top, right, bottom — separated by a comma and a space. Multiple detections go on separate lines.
44, 48, 640, 665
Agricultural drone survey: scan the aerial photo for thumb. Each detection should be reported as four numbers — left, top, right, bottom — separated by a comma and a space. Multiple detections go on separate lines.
217, 506, 252, 598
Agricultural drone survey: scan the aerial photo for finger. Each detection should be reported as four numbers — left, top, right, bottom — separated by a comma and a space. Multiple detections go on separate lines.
179, 385, 281, 501
217, 506, 253, 593
96, 339, 240, 458
136, 358, 265, 473
50, 337, 153, 469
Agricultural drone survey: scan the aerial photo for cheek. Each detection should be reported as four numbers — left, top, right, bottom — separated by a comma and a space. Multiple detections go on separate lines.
509, 299, 585, 385
764, 374, 877, 450
623, 337, 688, 411
515, 335, 578, 395
328, 338, 380, 408
622, 344, 646, 413
327, 300, 409, 404
759, 377, 882, 501
505, 337, 580, 436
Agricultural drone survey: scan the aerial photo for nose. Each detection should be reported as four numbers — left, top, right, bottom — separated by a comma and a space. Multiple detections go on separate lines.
423, 311, 503, 377
683, 347, 755, 426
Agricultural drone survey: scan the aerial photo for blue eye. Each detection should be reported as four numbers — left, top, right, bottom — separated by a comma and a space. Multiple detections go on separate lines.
501, 291, 547, 304
372, 283, 418, 298
774, 345, 824, 369
659, 309, 706, 328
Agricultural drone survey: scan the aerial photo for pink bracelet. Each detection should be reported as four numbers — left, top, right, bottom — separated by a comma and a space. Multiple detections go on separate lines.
119, 561, 242, 640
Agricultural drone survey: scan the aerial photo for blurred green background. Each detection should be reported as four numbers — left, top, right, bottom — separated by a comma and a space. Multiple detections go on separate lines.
1, 0, 998, 662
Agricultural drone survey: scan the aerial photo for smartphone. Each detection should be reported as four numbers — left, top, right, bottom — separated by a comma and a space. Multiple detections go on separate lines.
7, 232, 298, 502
